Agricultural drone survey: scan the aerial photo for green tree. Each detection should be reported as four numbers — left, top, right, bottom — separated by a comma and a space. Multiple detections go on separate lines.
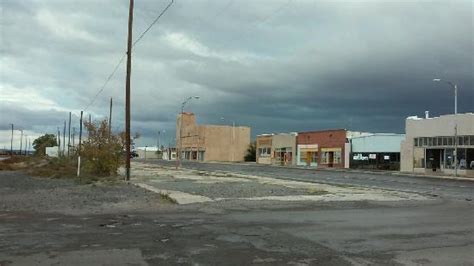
244, 141, 256, 162
33, 134, 58, 156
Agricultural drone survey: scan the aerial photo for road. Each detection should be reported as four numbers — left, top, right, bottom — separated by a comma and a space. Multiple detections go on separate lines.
2, 164, 474, 265
140, 159, 474, 201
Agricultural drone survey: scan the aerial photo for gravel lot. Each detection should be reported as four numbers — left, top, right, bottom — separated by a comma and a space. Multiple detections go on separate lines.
131, 162, 428, 206
0, 171, 172, 215
142, 172, 320, 199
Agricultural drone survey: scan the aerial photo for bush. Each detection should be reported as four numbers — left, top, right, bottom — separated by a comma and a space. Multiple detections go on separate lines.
244, 141, 256, 162
80, 120, 125, 176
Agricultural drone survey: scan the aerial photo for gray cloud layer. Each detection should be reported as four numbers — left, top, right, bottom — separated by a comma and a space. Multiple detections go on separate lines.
1, 0, 472, 147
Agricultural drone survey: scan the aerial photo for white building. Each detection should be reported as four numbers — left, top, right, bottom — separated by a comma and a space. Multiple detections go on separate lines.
400, 113, 474, 177
349, 133, 405, 170
135, 146, 161, 159
162, 147, 177, 161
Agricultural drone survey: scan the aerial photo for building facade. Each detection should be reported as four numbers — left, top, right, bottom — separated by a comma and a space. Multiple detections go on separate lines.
296, 129, 347, 168
136, 146, 160, 159
400, 113, 474, 177
349, 134, 405, 170
272, 133, 297, 166
177, 113, 251, 162
256, 134, 273, 164
162, 147, 177, 161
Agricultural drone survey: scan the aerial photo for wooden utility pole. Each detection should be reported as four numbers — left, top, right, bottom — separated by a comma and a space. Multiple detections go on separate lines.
77, 111, 83, 177
24, 135, 28, 155
109, 97, 113, 138
67, 112, 71, 157
19, 130, 23, 156
125, 0, 134, 181
63, 121, 66, 156
57, 128, 61, 156
10, 124, 13, 158
72, 127, 76, 147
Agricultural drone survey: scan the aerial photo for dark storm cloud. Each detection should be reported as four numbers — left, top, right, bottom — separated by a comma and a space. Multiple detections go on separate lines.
1, 0, 472, 147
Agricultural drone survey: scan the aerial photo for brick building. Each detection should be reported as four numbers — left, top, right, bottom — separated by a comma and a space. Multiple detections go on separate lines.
296, 129, 347, 168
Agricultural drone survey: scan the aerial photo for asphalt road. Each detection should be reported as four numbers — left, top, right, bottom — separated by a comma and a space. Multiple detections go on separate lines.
140, 159, 474, 201
2, 168, 474, 265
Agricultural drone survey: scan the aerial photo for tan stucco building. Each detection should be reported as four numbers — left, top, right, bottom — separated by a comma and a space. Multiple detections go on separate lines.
176, 113, 251, 162
400, 113, 474, 177
272, 133, 297, 166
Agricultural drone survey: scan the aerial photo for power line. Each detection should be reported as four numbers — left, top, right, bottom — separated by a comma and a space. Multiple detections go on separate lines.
83, 0, 174, 112
213, 0, 234, 19
133, 0, 174, 47
84, 53, 126, 111
257, 0, 293, 25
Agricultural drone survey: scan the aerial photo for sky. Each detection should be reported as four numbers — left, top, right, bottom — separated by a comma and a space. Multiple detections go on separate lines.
1, 0, 473, 149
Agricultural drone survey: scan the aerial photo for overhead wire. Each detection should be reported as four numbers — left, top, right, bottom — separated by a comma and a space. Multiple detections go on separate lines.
83, 0, 174, 112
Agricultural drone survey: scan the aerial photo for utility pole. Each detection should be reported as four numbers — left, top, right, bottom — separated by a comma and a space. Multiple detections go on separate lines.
57, 128, 61, 156
72, 127, 76, 147
63, 120, 66, 156
125, 0, 134, 181
157, 131, 161, 149
67, 112, 71, 157
77, 111, 83, 177
10, 124, 13, 158
454, 124, 458, 177
109, 97, 113, 138
19, 130, 23, 156
24, 135, 28, 156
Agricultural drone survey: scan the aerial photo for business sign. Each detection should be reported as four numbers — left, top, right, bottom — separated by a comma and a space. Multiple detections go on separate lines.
353, 154, 368, 161
384, 155, 390, 160
369, 154, 377, 159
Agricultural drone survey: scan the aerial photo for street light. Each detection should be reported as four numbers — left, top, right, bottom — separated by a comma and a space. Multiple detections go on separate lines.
177, 96, 200, 168
433, 78, 459, 177
433, 78, 458, 115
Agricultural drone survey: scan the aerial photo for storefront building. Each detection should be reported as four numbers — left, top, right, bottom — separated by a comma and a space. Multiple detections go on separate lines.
400, 113, 474, 177
296, 129, 347, 168
272, 133, 297, 166
177, 113, 251, 162
256, 134, 273, 165
349, 134, 405, 170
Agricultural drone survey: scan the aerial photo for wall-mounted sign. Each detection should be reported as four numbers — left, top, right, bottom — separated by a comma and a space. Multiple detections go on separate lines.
369, 154, 377, 159
384, 155, 390, 160
353, 154, 368, 161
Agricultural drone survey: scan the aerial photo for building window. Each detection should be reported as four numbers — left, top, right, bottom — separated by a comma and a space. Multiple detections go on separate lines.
458, 148, 467, 169
464, 136, 470, 146
437, 137, 443, 146
334, 151, 342, 164
443, 137, 448, 146
470, 136, 474, 145
445, 149, 455, 169
259, 147, 271, 157
448, 137, 453, 146
458, 136, 463, 146
300, 151, 307, 163
414, 138, 419, 147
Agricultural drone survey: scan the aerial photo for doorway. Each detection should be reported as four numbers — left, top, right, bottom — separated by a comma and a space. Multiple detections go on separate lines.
426, 149, 443, 171
328, 152, 334, 167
